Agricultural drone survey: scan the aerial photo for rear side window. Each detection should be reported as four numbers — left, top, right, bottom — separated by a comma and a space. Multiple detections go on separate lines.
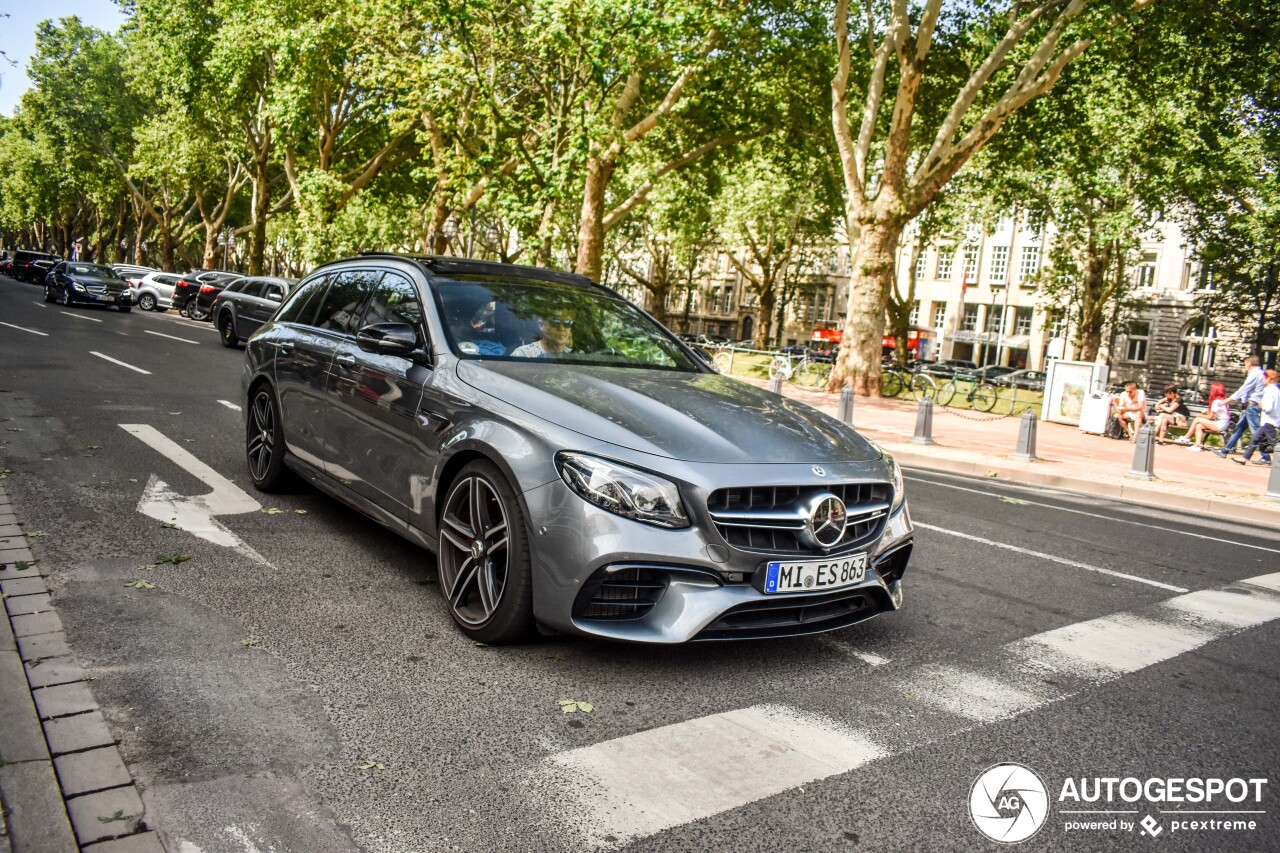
314, 270, 381, 335
156, 275, 179, 285
238, 280, 265, 298
223, 280, 248, 295
276, 274, 330, 325
264, 282, 287, 301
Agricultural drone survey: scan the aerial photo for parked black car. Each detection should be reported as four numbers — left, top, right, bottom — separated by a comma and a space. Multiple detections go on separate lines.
994, 369, 1047, 391
190, 274, 246, 321
173, 271, 240, 319
11, 250, 58, 282
212, 276, 298, 347
43, 262, 134, 311
923, 358, 978, 378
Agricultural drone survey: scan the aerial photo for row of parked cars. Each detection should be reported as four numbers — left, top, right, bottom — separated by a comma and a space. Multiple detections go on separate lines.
891, 357, 1047, 391
0, 252, 296, 348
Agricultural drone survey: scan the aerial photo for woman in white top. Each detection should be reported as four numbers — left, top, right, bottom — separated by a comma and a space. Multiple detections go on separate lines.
1181, 383, 1230, 451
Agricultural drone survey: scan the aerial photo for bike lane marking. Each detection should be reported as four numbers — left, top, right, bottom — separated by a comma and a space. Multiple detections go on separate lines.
89, 352, 151, 375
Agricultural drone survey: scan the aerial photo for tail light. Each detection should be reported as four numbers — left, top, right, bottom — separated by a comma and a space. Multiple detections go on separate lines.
199, 284, 216, 294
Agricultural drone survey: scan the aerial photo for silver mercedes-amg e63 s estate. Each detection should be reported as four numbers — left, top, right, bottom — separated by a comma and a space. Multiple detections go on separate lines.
242, 254, 913, 643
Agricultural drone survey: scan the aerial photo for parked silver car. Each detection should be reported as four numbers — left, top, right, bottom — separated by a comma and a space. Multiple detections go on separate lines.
241, 255, 913, 643
133, 271, 183, 311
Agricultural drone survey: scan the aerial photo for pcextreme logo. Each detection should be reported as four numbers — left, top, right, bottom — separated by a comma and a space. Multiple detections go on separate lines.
969, 763, 1050, 843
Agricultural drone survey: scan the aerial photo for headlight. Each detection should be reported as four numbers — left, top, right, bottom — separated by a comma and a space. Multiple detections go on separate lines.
556, 452, 689, 529
886, 454, 905, 511
72, 282, 86, 292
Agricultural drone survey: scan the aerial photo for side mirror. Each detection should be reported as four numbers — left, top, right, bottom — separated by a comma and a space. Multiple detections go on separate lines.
266, 291, 283, 302
356, 322, 418, 357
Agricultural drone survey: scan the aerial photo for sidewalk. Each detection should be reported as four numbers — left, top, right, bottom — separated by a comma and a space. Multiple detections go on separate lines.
0, 484, 164, 853
748, 379, 1280, 526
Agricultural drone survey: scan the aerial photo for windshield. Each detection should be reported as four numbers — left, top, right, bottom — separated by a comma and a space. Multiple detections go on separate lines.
67, 264, 119, 278
435, 277, 700, 372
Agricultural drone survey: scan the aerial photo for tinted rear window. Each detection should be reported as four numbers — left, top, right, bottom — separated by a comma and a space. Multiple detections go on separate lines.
276, 275, 330, 326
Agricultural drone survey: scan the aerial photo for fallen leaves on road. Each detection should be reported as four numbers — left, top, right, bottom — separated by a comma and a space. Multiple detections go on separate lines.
241, 638, 261, 647
98, 810, 134, 824
160, 521, 180, 529
358, 760, 387, 771
5, 428, 22, 432
86, 445, 101, 450
998, 497, 1029, 505
0, 468, 9, 479
294, 509, 307, 515
262, 508, 284, 515
124, 580, 157, 589
14, 561, 36, 571
984, 471, 998, 478
28, 531, 48, 537
546, 655, 565, 661
558, 699, 594, 714
154, 553, 190, 565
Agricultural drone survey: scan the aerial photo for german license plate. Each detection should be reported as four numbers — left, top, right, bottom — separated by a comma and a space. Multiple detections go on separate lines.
99, 294, 114, 302
763, 553, 867, 594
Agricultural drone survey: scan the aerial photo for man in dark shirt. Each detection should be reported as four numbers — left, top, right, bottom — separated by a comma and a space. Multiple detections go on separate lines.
1152, 385, 1190, 444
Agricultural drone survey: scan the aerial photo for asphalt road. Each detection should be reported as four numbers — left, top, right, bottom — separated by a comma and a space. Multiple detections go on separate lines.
1, 274, 1278, 853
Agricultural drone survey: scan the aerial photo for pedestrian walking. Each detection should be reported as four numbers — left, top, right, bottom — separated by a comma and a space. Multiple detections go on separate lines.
1233, 369, 1279, 466
1216, 355, 1271, 464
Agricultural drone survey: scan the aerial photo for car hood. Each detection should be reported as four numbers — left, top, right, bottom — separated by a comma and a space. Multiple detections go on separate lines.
69, 274, 127, 288
456, 361, 882, 464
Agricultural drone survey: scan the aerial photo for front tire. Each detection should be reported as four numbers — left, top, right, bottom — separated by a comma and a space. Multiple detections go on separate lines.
437, 460, 535, 644
972, 383, 999, 413
138, 293, 156, 311
220, 313, 240, 347
44, 286, 54, 303
245, 385, 293, 492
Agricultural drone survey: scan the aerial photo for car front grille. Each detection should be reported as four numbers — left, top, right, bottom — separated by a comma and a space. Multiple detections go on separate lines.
694, 587, 885, 640
573, 566, 668, 620
706, 482, 891, 555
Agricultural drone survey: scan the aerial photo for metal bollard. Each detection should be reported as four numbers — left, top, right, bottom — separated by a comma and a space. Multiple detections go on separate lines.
1266, 453, 1280, 503
1012, 409, 1039, 461
768, 372, 783, 394
1126, 422, 1156, 480
910, 399, 936, 445
837, 384, 854, 425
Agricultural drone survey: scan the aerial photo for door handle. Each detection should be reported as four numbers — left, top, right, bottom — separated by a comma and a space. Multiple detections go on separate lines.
272, 341, 293, 355
335, 353, 356, 367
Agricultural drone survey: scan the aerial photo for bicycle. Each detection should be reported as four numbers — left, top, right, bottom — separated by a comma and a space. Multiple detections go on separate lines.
770, 351, 832, 387
879, 364, 937, 401
937, 373, 999, 412
711, 346, 734, 373
768, 353, 794, 381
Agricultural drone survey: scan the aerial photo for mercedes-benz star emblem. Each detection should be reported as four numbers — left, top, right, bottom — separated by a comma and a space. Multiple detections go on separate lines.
801, 493, 847, 549
811, 466, 826, 477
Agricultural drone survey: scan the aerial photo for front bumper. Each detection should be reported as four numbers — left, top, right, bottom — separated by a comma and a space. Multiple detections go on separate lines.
523, 477, 913, 643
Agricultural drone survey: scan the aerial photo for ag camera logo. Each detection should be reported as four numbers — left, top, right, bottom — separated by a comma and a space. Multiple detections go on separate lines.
970, 763, 1050, 843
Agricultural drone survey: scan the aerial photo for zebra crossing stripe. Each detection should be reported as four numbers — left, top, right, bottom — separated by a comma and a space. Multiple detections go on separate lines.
538, 573, 1280, 848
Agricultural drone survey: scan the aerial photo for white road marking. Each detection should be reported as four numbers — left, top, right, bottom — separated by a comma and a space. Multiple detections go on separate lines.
89, 351, 151, 374
912, 521, 1188, 592
548, 705, 884, 846
0, 321, 49, 337
906, 475, 1280, 554
218, 400, 242, 412
817, 635, 890, 666
119, 424, 268, 564
60, 311, 102, 322
541, 571, 1280, 848
145, 329, 199, 345
32, 301, 46, 308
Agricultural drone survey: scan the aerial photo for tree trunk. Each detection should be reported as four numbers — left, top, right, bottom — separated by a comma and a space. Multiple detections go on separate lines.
161, 223, 175, 273
829, 222, 901, 395
1076, 238, 1109, 362
574, 155, 614, 281
755, 285, 776, 350
249, 148, 270, 276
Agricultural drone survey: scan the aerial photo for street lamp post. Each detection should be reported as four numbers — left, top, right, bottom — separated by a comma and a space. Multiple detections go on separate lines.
217, 227, 237, 270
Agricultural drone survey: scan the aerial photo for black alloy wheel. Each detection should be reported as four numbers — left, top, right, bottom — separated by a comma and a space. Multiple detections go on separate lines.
245, 386, 291, 491
437, 460, 535, 643
220, 313, 239, 348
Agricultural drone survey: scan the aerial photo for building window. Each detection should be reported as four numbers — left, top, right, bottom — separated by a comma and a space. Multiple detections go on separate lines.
1047, 311, 1067, 340
962, 304, 980, 331
988, 246, 1009, 284
962, 244, 979, 281
1199, 267, 1217, 291
914, 251, 928, 281
937, 249, 954, 280
1014, 307, 1033, 336
908, 301, 921, 326
985, 307, 1005, 334
933, 302, 946, 328
1137, 252, 1158, 289
1179, 317, 1217, 369
1018, 246, 1041, 285
1122, 320, 1150, 362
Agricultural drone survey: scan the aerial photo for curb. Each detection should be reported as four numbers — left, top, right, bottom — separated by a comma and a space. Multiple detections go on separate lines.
0, 485, 165, 853
887, 447, 1280, 526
